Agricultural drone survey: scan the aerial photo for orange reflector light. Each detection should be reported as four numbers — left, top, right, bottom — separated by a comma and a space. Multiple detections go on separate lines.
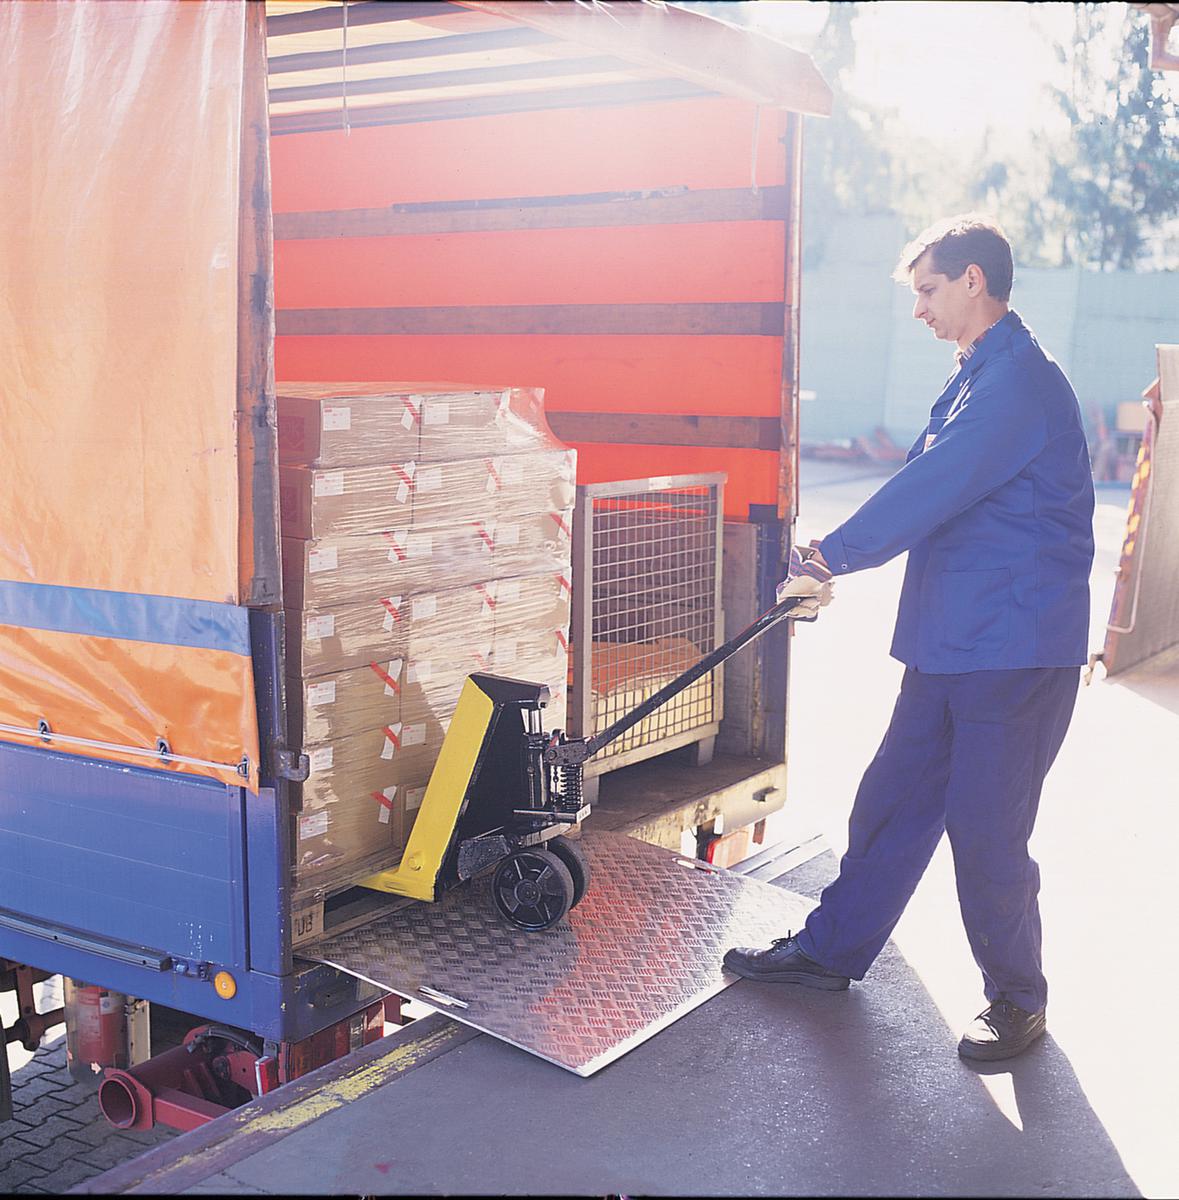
214, 971, 237, 1000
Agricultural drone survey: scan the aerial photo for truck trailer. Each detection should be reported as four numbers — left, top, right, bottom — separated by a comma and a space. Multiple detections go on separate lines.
0, 0, 831, 1129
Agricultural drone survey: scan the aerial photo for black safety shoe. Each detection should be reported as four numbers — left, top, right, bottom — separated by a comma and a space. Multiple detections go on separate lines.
958, 1000, 1047, 1062
722, 935, 851, 990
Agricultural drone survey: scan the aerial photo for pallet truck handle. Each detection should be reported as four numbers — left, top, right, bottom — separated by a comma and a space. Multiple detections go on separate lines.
548, 595, 809, 767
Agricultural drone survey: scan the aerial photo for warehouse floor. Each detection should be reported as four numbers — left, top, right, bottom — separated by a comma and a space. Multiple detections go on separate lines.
71, 461, 1178, 1197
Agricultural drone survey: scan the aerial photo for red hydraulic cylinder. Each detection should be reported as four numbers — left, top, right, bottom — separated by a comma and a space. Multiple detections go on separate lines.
98, 1039, 232, 1132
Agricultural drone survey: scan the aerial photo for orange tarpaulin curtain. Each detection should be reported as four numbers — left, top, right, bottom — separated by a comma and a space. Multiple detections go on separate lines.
0, 0, 261, 789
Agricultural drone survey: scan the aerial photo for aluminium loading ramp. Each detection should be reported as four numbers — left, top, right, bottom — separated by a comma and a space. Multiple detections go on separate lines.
77, 840, 1143, 1200
299, 831, 810, 1076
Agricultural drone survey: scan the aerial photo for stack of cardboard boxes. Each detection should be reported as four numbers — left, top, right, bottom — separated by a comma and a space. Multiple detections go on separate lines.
277, 382, 575, 901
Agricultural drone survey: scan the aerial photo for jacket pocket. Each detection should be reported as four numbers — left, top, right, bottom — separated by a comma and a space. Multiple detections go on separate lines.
939, 568, 1012, 653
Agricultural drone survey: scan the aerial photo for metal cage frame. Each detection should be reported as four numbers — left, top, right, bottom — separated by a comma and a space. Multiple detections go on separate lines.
568, 473, 725, 779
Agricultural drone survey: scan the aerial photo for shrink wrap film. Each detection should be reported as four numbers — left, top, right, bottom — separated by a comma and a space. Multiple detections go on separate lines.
282, 509, 573, 609
417, 385, 549, 461
299, 725, 438, 809
277, 382, 547, 467
286, 583, 490, 677
278, 449, 576, 539
277, 384, 421, 467
288, 659, 404, 746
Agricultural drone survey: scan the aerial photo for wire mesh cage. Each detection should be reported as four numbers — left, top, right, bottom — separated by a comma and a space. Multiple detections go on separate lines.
569, 474, 725, 777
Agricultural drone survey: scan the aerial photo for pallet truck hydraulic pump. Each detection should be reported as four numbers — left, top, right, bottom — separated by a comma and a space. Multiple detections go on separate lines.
361, 593, 811, 930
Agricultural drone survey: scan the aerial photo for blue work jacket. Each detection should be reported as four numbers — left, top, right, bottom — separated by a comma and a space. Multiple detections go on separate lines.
818, 311, 1095, 673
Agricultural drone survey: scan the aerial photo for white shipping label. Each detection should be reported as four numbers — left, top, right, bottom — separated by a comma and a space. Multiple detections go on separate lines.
307, 680, 336, 706
308, 546, 338, 574
378, 805, 391, 825
381, 726, 401, 760
306, 614, 335, 639
314, 471, 345, 498
407, 660, 432, 684
396, 481, 411, 505
412, 595, 437, 620
401, 402, 419, 430
308, 746, 334, 773
99, 994, 119, 1015
423, 402, 449, 426
382, 609, 397, 632
406, 786, 426, 812
497, 523, 520, 546
322, 406, 351, 432
416, 466, 443, 493
401, 723, 426, 747
407, 533, 433, 557
300, 811, 330, 840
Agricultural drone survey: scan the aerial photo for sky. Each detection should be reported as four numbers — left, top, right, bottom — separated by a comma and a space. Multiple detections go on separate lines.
729, 1, 1131, 149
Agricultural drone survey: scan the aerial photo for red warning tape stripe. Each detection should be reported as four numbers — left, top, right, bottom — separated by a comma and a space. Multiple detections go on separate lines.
382, 532, 407, 561
380, 596, 403, 621
372, 790, 395, 811
369, 661, 400, 693
472, 522, 494, 551
383, 724, 401, 751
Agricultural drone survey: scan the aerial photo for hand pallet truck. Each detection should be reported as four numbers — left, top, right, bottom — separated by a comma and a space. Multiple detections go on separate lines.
361, 594, 809, 929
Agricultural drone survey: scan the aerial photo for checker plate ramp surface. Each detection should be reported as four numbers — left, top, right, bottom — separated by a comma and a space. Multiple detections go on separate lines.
302, 830, 811, 1076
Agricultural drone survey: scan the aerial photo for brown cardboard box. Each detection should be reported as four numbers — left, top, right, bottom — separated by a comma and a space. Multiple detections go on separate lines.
279, 463, 414, 539
277, 384, 425, 467
299, 727, 437, 809
288, 659, 408, 746
282, 510, 574, 610
467, 508, 574, 581
416, 385, 548, 460
294, 787, 408, 891
282, 523, 483, 608
286, 583, 490, 677
492, 449, 577, 521
489, 571, 572, 647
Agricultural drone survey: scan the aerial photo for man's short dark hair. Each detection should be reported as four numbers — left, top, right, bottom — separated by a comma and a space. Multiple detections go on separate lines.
892, 214, 1014, 302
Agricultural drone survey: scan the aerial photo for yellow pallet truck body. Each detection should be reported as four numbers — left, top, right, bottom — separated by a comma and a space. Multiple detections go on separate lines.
361, 594, 807, 929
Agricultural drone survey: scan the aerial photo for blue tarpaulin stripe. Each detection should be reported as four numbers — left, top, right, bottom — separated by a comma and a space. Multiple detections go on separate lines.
0, 581, 251, 656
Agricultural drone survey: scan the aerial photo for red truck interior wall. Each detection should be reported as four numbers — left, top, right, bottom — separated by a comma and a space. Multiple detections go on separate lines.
270, 97, 789, 519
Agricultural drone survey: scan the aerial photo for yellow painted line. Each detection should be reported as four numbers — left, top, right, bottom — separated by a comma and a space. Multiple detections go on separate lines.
130, 1022, 467, 1188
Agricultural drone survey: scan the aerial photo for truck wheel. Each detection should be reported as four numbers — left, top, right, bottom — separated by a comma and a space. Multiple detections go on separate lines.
547, 835, 590, 908
492, 849, 574, 931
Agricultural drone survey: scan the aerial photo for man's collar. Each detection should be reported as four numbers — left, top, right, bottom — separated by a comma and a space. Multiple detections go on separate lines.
954, 310, 1020, 372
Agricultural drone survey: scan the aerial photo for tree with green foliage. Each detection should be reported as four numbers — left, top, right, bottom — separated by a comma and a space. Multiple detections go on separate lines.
1048, 4, 1179, 269
799, 3, 895, 265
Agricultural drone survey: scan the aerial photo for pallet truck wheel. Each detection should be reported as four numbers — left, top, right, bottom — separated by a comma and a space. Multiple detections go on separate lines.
547, 835, 590, 908
492, 848, 575, 931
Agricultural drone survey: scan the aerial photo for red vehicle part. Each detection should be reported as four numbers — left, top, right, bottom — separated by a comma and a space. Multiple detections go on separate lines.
97, 1000, 387, 1133
64, 980, 132, 1080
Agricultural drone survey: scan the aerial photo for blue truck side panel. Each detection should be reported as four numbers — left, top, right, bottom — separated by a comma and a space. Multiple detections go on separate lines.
0, 744, 248, 967
0, 610, 383, 1045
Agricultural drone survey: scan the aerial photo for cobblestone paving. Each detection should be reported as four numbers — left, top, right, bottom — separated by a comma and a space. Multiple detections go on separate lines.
2, 979, 177, 1195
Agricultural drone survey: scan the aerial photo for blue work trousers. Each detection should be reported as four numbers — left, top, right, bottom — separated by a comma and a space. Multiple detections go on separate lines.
797, 665, 1080, 1013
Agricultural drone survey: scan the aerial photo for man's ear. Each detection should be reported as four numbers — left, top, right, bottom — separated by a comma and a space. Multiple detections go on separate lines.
964, 263, 986, 297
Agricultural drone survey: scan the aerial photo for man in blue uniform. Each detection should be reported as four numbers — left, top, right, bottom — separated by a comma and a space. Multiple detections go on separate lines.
726, 215, 1095, 1062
